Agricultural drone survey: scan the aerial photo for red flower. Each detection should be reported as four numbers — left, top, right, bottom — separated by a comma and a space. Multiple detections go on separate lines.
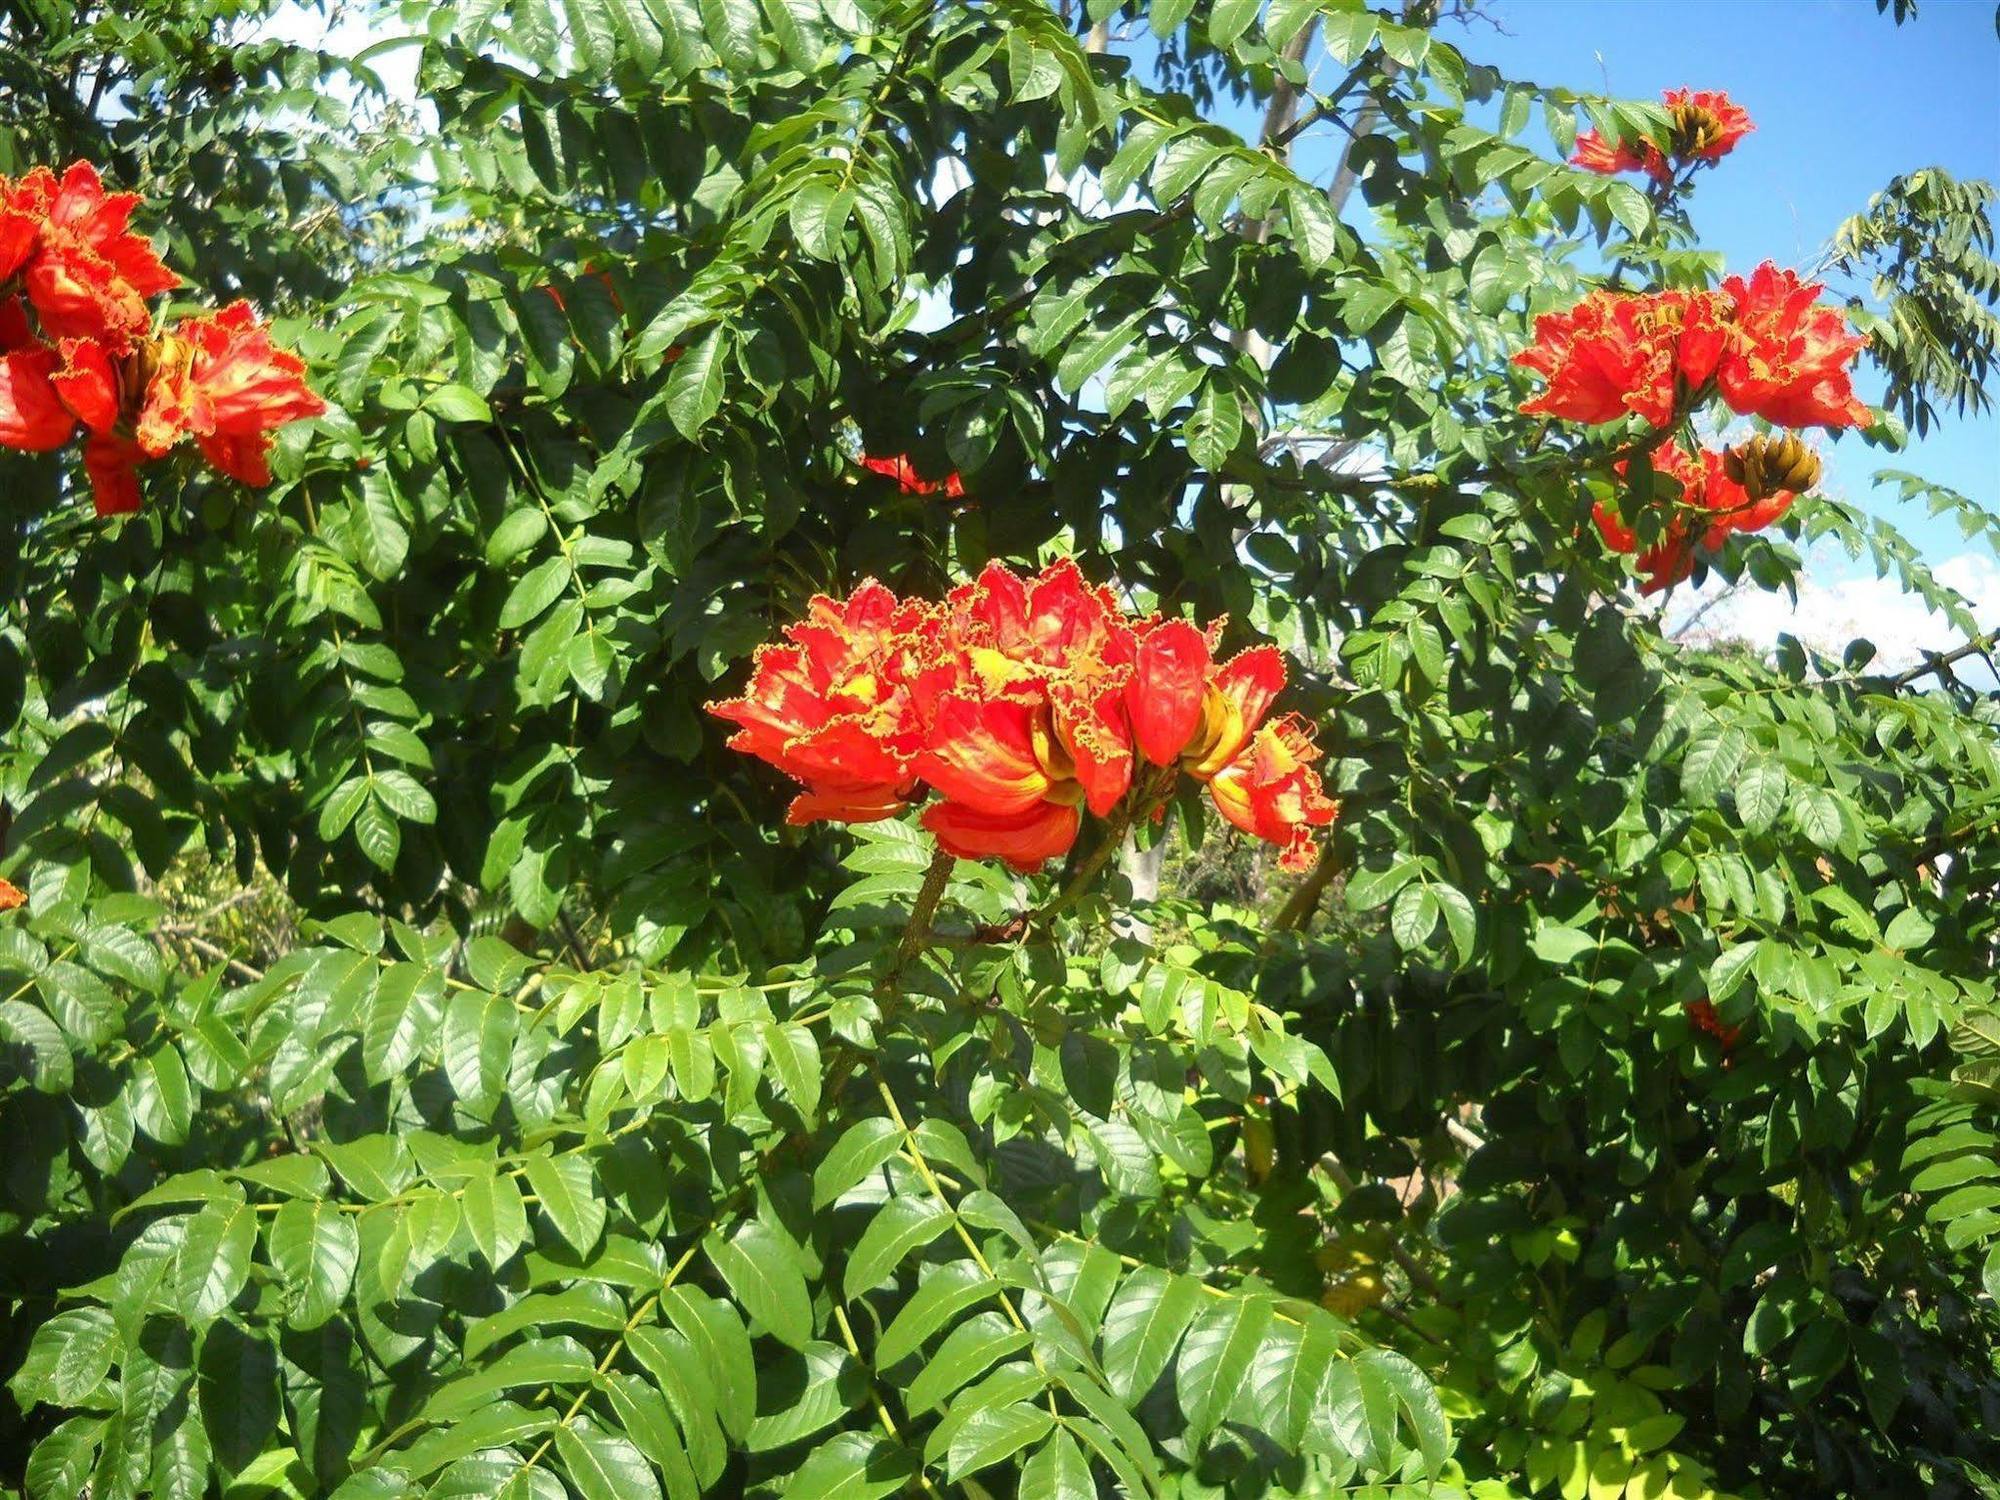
1717, 263, 1871, 431
714, 562, 1340, 878
0, 876, 23, 912
0, 341, 74, 452
1180, 645, 1287, 781
861, 452, 964, 498
1570, 130, 1661, 181
49, 336, 121, 433
1207, 715, 1339, 872
1592, 501, 1696, 595
5, 162, 179, 348
82, 432, 144, 517
922, 798, 1079, 871
134, 301, 325, 483
1127, 618, 1216, 767
1515, 289, 1727, 428
1570, 89, 1752, 184
707, 579, 934, 826
1662, 89, 1753, 166
1685, 997, 1742, 1050
912, 560, 1137, 864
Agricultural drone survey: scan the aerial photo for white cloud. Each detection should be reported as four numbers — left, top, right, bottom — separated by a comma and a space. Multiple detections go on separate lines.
1667, 545, 2000, 686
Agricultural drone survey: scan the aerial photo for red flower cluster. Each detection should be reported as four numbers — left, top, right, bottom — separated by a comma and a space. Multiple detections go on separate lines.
1518, 261, 1863, 592
0, 161, 322, 514
1593, 438, 1809, 594
1516, 267, 1867, 434
860, 452, 964, 499
1685, 997, 1743, 1059
709, 561, 1337, 873
1572, 88, 1753, 184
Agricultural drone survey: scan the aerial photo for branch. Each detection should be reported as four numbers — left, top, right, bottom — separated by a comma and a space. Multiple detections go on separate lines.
1885, 627, 2000, 689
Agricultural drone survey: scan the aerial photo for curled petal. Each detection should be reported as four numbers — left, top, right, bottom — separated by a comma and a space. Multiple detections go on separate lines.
785, 786, 910, 826
915, 692, 1051, 817
921, 798, 1080, 872
1207, 716, 1338, 871
50, 336, 121, 433
0, 344, 75, 451
1128, 618, 1211, 766
82, 432, 145, 516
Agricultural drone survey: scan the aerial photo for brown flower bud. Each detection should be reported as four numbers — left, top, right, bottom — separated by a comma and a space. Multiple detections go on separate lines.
1724, 433, 1821, 501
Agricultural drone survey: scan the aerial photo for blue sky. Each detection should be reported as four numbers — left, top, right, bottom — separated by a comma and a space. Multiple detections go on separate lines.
1454, 0, 2000, 567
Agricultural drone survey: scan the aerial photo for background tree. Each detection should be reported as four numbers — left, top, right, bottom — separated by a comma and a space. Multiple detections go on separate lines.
2, 2, 1998, 1498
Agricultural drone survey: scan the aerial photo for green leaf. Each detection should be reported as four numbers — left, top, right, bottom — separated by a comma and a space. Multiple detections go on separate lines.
556, 1422, 662, 1500
789, 181, 855, 260
500, 554, 574, 631
1101, 1266, 1203, 1405
659, 1287, 758, 1439
706, 1220, 814, 1350
521, 1153, 607, 1256
1018, 1431, 1095, 1500
1206, 0, 1259, 48
1708, 940, 1760, 1003
352, 473, 411, 580
0, 998, 72, 1093
353, 796, 402, 871
666, 328, 728, 440
269, 1200, 361, 1330
780, 1433, 918, 1500
1734, 757, 1787, 833
1177, 1296, 1274, 1445
1288, 185, 1343, 269
462, 1168, 532, 1270
371, 769, 436, 823
761, 1020, 821, 1122
814, 1117, 903, 1208
844, 1195, 954, 1300
1790, 785, 1844, 849
1389, 883, 1440, 950
940, 1402, 1055, 1481
426, 382, 493, 423
176, 1197, 256, 1324
907, 1311, 1028, 1414
877, 1260, 998, 1367
1183, 381, 1244, 471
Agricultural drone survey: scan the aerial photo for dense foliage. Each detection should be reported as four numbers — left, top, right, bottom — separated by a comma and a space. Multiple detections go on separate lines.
3, 2, 1998, 1497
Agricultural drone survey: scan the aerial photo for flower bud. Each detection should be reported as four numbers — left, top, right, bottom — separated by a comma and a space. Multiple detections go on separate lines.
1669, 101, 1726, 158
1723, 433, 1821, 501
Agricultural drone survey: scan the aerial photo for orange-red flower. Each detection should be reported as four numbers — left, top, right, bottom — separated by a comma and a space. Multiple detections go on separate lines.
0, 341, 73, 451
861, 452, 965, 498
714, 562, 1339, 876
1570, 130, 1656, 179
1716, 263, 1871, 431
1595, 437, 1814, 593
1592, 502, 1697, 596
3, 162, 179, 348
49, 336, 121, 434
134, 301, 325, 483
0, 876, 24, 911
1661, 89, 1753, 166
708, 580, 934, 826
1207, 715, 1339, 872
1515, 288, 1727, 428
1686, 997, 1742, 1051
1571, 89, 1752, 185
82, 432, 144, 517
